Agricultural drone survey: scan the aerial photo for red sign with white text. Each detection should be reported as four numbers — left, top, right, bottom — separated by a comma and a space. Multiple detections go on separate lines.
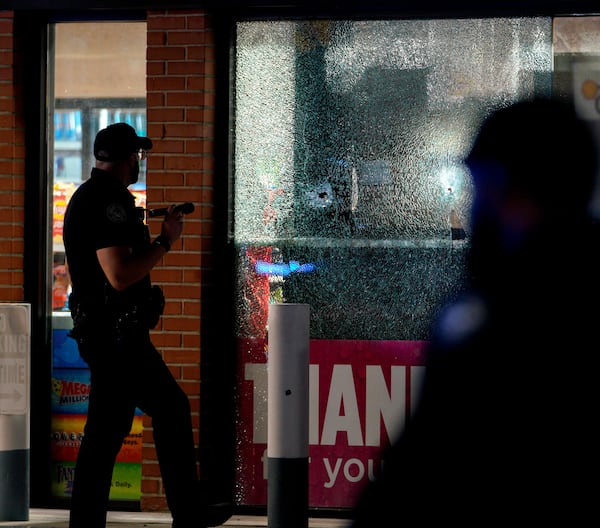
234, 338, 427, 509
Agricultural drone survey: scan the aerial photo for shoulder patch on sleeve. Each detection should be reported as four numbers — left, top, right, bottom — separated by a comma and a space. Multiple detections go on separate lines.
106, 203, 127, 223
436, 295, 488, 346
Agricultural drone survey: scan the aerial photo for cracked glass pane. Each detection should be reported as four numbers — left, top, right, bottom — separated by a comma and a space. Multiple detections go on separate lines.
233, 17, 552, 341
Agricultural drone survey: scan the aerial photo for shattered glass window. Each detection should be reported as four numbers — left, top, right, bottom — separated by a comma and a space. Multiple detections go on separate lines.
233, 18, 552, 340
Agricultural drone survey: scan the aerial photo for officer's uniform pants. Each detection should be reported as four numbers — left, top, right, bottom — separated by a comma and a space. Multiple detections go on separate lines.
69, 330, 199, 528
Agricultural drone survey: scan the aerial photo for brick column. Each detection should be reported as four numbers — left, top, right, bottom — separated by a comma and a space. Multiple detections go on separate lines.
0, 11, 25, 302
144, 9, 216, 511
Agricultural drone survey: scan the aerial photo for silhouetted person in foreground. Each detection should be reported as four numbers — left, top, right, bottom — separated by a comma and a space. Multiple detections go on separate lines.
350, 98, 600, 526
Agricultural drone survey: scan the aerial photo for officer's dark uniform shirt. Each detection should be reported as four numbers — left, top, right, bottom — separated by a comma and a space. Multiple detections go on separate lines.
63, 168, 150, 308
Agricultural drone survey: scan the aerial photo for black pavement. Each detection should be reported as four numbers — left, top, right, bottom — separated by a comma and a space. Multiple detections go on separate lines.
0, 509, 350, 528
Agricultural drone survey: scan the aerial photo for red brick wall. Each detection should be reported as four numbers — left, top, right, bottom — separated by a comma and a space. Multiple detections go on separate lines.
0, 11, 25, 302
0, 8, 216, 512
143, 9, 216, 511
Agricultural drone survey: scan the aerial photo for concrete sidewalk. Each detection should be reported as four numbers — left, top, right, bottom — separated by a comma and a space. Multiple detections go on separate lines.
0, 509, 351, 528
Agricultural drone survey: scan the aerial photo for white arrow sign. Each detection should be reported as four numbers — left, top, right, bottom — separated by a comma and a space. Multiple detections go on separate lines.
0, 304, 30, 415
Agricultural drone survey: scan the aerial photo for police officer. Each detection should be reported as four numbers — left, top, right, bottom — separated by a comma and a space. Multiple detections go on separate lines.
63, 123, 229, 528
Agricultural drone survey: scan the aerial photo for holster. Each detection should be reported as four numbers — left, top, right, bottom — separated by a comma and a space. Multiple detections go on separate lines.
67, 293, 106, 344
113, 285, 165, 335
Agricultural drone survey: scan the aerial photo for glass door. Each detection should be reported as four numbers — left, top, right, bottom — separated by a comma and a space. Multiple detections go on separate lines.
48, 20, 147, 506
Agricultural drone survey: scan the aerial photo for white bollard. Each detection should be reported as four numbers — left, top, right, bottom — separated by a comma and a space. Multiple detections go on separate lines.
267, 303, 310, 528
